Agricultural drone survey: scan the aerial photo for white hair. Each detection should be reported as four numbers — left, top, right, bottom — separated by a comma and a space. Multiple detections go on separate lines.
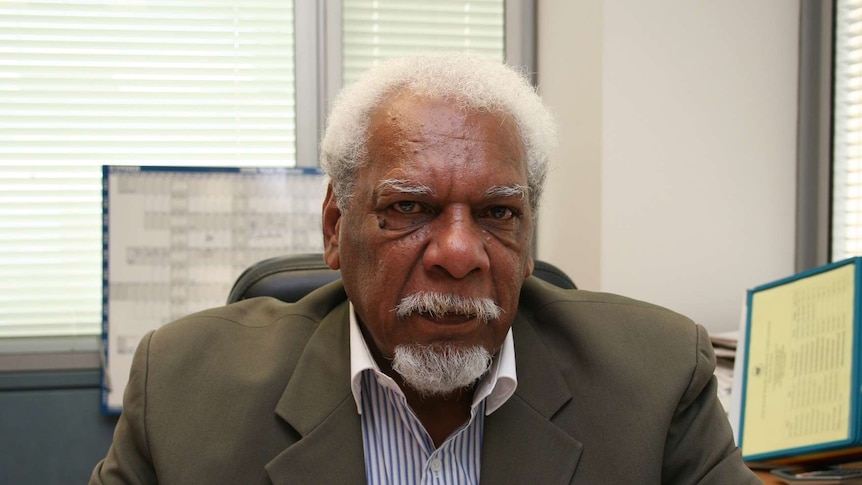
320, 53, 558, 212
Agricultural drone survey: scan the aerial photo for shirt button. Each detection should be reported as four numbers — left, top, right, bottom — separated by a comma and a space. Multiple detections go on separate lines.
430, 458, 442, 473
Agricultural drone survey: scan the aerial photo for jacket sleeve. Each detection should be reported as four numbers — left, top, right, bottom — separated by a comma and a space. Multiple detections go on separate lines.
89, 331, 158, 485
662, 324, 760, 484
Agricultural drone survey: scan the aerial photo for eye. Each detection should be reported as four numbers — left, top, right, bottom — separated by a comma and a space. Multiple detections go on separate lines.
392, 201, 422, 214
483, 206, 516, 220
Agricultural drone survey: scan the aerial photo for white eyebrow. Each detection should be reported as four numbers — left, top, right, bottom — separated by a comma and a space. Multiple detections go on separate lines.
484, 184, 528, 200
376, 180, 527, 200
376, 179, 435, 196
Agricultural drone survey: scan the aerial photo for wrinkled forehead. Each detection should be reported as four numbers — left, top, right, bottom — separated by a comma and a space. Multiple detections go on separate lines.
348, 92, 531, 213
364, 89, 526, 161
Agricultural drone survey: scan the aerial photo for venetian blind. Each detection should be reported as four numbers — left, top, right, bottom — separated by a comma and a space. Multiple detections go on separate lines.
0, 0, 295, 337
834, 0, 862, 260
341, 0, 504, 85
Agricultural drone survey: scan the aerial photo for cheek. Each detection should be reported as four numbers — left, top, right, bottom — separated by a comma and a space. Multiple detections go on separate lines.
388, 225, 431, 256
493, 252, 530, 303
340, 215, 378, 259
339, 215, 417, 305
338, 217, 381, 299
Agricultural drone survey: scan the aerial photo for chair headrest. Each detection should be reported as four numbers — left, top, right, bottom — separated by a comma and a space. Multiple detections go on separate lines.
227, 253, 575, 304
227, 253, 339, 304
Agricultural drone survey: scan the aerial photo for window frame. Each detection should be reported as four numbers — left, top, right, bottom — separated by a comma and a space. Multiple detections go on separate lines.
796, 0, 834, 272
0, 0, 537, 372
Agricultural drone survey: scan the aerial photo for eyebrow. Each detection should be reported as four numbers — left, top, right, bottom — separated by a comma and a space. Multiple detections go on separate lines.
485, 184, 528, 200
375, 180, 528, 200
376, 179, 435, 196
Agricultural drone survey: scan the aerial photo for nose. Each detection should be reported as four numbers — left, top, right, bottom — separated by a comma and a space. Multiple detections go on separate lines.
422, 206, 490, 279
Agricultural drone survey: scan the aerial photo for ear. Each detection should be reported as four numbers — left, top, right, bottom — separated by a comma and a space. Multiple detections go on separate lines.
322, 184, 342, 270
524, 256, 534, 279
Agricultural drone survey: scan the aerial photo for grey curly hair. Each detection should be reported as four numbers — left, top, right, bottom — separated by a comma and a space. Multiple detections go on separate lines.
319, 53, 558, 213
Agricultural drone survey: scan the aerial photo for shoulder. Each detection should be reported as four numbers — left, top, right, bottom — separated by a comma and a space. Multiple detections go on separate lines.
519, 276, 696, 337
153, 280, 346, 338
128, 281, 349, 429
144, 280, 348, 370
516, 277, 710, 379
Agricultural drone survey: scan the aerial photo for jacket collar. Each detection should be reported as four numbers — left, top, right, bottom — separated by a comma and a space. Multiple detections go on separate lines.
265, 300, 367, 484
479, 308, 583, 484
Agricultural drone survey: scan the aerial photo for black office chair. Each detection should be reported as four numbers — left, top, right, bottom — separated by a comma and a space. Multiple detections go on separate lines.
227, 253, 575, 304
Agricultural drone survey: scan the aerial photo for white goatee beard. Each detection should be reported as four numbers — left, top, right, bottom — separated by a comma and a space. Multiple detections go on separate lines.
391, 344, 493, 397
389, 292, 501, 396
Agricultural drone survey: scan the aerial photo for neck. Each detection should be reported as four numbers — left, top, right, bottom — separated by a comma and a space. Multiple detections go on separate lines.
359, 325, 480, 447
371, 349, 475, 448
399, 374, 475, 448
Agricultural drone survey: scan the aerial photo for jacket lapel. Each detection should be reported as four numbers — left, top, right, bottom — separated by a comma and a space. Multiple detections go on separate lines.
264, 283, 584, 484
480, 311, 583, 484
265, 301, 367, 485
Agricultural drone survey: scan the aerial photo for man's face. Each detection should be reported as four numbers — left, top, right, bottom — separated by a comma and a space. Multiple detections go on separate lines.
323, 91, 534, 362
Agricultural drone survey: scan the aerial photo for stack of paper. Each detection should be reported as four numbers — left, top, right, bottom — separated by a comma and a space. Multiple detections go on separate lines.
710, 331, 738, 416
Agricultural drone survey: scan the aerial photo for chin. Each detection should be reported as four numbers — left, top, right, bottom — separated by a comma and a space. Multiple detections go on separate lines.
391, 343, 493, 397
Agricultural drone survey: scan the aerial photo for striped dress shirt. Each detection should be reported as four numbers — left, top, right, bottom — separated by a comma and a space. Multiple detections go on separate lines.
349, 304, 518, 484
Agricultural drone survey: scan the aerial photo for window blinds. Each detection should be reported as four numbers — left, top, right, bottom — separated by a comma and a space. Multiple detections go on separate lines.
834, 0, 862, 260
341, 0, 504, 85
0, 0, 507, 340
0, 0, 295, 337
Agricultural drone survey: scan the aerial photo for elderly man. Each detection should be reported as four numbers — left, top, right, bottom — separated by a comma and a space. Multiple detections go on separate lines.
91, 54, 758, 484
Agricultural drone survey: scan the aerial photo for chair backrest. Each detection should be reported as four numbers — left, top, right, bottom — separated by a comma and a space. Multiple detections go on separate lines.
227, 253, 576, 304
227, 253, 339, 304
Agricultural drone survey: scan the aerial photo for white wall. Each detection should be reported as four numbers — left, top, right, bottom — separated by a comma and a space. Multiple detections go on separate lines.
536, 0, 800, 333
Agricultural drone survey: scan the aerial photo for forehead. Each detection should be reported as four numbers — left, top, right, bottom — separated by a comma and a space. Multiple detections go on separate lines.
368, 90, 521, 141
362, 91, 527, 179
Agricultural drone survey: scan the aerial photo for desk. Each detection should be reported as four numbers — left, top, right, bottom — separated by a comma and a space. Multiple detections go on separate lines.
754, 469, 782, 484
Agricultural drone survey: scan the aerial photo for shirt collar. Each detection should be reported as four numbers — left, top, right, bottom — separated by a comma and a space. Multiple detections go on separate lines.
348, 301, 518, 416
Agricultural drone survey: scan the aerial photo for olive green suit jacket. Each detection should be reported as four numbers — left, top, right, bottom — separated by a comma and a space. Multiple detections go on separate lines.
90, 278, 759, 484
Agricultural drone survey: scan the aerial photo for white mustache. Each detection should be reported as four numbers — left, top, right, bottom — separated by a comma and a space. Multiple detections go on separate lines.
394, 292, 502, 323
